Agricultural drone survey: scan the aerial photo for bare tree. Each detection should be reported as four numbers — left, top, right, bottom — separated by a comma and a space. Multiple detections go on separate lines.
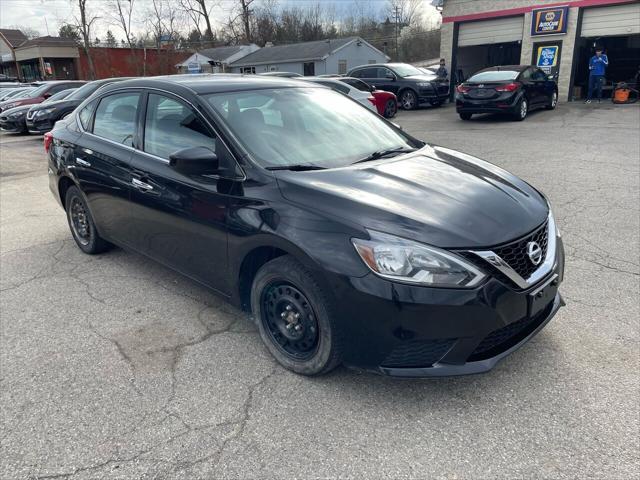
8, 25, 41, 39
179, 0, 215, 45
72, 0, 99, 79
108, 0, 139, 74
386, 0, 422, 27
239, 0, 255, 42
147, 0, 184, 49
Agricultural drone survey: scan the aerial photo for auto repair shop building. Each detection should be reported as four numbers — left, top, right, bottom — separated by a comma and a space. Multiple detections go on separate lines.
440, 0, 640, 101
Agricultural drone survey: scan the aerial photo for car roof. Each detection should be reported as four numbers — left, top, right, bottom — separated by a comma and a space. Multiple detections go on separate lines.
108, 74, 317, 95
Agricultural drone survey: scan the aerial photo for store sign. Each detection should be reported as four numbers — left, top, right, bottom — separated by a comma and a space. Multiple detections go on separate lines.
531, 6, 569, 36
187, 62, 201, 73
536, 46, 559, 71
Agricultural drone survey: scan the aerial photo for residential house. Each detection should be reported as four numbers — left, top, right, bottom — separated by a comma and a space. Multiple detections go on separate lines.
176, 44, 259, 73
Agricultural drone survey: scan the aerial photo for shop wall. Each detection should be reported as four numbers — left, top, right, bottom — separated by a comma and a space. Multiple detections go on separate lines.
78, 47, 191, 79
520, 7, 580, 101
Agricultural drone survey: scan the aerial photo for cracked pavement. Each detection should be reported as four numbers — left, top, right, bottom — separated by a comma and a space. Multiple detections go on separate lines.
1, 103, 638, 479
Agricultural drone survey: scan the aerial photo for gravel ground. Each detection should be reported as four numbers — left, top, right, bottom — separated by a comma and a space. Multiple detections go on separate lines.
1, 102, 638, 479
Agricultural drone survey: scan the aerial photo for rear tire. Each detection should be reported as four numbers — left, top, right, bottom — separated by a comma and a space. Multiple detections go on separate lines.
65, 186, 111, 254
459, 112, 472, 120
251, 255, 342, 376
514, 97, 528, 121
383, 99, 397, 118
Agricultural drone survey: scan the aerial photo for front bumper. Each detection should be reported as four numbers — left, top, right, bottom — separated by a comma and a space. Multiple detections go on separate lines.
418, 84, 450, 104
325, 237, 565, 377
0, 117, 26, 133
26, 116, 54, 134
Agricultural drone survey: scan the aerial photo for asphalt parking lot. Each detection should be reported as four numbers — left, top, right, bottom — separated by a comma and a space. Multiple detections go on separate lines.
1, 102, 638, 479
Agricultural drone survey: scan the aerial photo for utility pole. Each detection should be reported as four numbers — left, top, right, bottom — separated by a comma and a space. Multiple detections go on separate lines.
394, 6, 400, 61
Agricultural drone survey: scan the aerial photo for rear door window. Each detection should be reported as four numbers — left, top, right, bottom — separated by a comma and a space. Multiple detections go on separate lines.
92, 92, 141, 146
143, 93, 216, 159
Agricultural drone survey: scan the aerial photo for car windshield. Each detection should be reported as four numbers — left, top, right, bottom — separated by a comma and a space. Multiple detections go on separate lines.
391, 64, 425, 77
44, 89, 74, 103
468, 71, 520, 82
27, 84, 51, 98
205, 87, 417, 169
66, 82, 101, 101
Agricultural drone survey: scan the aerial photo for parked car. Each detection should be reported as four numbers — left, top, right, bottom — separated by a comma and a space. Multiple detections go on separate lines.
258, 72, 303, 78
456, 65, 558, 121
322, 75, 397, 118
348, 63, 449, 110
0, 74, 18, 82
47, 75, 564, 377
26, 77, 132, 134
0, 80, 85, 112
302, 77, 377, 112
0, 87, 34, 102
1, 88, 78, 133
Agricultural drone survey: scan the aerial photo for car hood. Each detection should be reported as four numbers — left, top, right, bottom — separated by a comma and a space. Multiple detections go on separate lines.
1, 105, 30, 116
275, 145, 548, 248
404, 74, 438, 82
0, 97, 41, 109
30, 98, 80, 112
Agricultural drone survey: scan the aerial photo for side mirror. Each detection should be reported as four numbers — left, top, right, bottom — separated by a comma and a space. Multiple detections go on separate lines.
548, 74, 558, 81
391, 122, 403, 131
43, 92, 52, 98
169, 146, 218, 175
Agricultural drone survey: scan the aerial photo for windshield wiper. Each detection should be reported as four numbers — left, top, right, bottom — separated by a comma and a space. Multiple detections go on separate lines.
266, 164, 326, 171
353, 147, 417, 164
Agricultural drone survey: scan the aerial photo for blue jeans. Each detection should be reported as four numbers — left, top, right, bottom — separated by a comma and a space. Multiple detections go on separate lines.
587, 75, 605, 100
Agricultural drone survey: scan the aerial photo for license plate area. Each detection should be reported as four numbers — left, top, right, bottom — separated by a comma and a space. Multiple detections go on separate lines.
528, 274, 558, 317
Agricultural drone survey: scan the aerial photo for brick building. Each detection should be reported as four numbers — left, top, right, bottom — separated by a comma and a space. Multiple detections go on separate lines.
439, 0, 640, 101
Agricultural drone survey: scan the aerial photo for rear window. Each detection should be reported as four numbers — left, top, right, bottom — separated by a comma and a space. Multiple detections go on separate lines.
467, 71, 520, 82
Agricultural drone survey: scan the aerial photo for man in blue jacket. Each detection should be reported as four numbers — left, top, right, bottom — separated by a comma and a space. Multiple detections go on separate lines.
586, 47, 609, 103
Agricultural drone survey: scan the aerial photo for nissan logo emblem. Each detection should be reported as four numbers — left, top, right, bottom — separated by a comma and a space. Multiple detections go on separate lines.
527, 241, 543, 265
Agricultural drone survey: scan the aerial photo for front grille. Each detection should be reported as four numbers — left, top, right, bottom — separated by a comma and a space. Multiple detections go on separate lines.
467, 301, 553, 362
381, 338, 455, 368
437, 85, 449, 95
26, 111, 35, 120
494, 221, 549, 280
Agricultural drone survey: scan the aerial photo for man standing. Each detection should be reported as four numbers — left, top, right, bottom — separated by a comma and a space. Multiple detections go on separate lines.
586, 47, 609, 103
435, 58, 448, 79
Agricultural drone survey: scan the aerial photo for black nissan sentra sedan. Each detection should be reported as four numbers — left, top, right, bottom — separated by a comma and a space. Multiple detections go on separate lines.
456, 65, 558, 121
47, 75, 565, 377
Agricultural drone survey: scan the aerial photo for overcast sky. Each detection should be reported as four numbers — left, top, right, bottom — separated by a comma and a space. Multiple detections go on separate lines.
0, 0, 440, 40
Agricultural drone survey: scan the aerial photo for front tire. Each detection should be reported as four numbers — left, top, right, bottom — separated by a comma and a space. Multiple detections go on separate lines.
514, 97, 528, 121
545, 91, 558, 110
399, 90, 418, 110
65, 186, 110, 254
251, 256, 342, 376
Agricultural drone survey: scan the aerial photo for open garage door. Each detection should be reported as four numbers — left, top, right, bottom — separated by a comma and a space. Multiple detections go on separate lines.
581, 3, 640, 37
458, 16, 524, 47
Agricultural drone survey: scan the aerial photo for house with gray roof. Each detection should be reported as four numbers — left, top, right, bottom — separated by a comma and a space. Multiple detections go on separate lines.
229, 36, 389, 76
176, 44, 260, 73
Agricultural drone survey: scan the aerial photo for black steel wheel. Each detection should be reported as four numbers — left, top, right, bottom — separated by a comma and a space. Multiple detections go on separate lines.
383, 99, 397, 118
251, 255, 342, 375
65, 185, 111, 254
261, 282, 319, 360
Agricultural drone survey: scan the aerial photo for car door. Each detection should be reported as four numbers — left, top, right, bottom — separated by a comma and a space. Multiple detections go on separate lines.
374, 67, 399, 94
532, 68, 554, 105
518, 68, 538, 105
126, 91, 234, 293
72, 91, 141, 245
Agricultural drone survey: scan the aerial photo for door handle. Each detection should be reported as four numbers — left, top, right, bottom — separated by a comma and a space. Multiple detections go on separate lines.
132, 177, 154, 191
75, 158, 91, 167
81, 148, 94, 155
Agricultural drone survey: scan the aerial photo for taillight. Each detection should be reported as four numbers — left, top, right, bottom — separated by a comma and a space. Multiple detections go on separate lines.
495, 82, 520, 92
367, 96, 376, 105
456, 84, 469, 93
44, 132, 53, 153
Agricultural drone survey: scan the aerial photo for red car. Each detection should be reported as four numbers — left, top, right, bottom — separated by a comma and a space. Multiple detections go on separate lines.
0, 80, 85, 112
327, 76, 398, 118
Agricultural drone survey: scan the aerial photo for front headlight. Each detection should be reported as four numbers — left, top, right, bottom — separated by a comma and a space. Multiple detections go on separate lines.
36, 108, 55, 117
8, 111, 25, 119
2, 103, 16, 110
352, 231, 486, 287
416, 82, 433, 88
